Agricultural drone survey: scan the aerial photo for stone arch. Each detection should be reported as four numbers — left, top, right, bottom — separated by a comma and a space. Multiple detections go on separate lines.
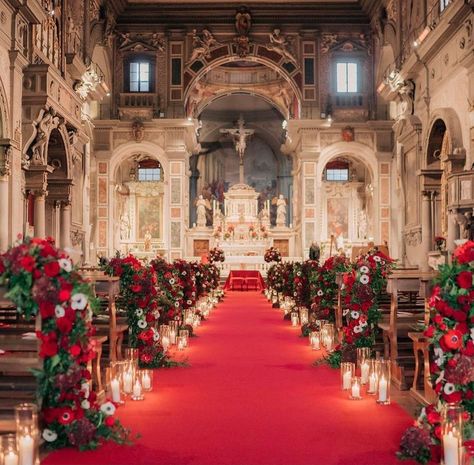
184, 52, 303, 120
0, 74, 10, 138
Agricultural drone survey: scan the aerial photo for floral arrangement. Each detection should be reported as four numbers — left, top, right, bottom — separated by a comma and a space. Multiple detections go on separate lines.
266, 263, 285, 294
398, 241, 474, 464
327, 249, 395, 367
264, 246, 282, 263
208, 247, 225, 263
173, 259, 197, 309
290, 262, 309, 307
260, 226, 268, 239
100, 254, 167, 368
434, 236, 446, 252
0, 237, 130, 450
310, 255, 350, 322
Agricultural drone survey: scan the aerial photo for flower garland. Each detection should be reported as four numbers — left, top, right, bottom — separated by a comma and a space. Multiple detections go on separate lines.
327, 250, 395, 367
310, 255, 350, 322
0, 237, 130, 450
100, 254, 167, 368
208, 247, 225, 264
264, 247, 282, 263
398, 241, 474, 464
173, 259, 197, 309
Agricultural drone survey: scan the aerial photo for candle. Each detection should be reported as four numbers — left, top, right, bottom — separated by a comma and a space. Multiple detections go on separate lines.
343, 371, 352, 390
361, 362, 369, 384
162, 336, 170, 351
4, 452, 19, 465
123, 371, 133, 394
111, 378, 121, 403
351, 381, 360, 399
378, 376, 388, 402
369, 373, 377, 393
18, 434, 34, 465
311, 334, 320, 350
142, 372, 151, 390
170, 330, 177, 345
326, 337, 333, 352
443, 431, 461, 465
133, 380, 142, 398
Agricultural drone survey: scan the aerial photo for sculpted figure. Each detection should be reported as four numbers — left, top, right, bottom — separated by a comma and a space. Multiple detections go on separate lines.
276, 194, 287, 226
30, 107, 59, 164
266, 29, 295, 62
196, 194, 210, 227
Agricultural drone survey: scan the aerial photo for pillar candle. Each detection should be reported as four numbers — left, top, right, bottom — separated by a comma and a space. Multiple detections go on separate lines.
170, 330, 177, 345
18, 434, 34, 465
351, 382, 360, 399
142, 373, 151, 390
442, 431, 460, 465
378, 376, 388, 402
361, 362, 369, 384
111, 378, 121, 403
123, 371, 133, 393
133, 380, 142, 398
343, 371, 352, 390
369, 373, 377, 393
4, 452, 19, 465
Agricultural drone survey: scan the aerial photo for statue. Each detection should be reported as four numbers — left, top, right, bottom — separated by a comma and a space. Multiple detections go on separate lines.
265, 29, 295, 62
144, 230, 152, 252
120, 214, 130, 240
131, 120, 145, 142
309, 242, 321, 262
213, 207, 224, 229
259, 205, 270, 227
29, 107, 60, 165
275, 194, 287, 227
187, 29, 211, 64
358, 210, 368, 239
235, 8, 251, 36
196, 194, 210, 227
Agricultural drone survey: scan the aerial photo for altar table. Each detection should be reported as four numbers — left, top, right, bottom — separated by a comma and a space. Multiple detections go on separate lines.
224, 270, 265, 291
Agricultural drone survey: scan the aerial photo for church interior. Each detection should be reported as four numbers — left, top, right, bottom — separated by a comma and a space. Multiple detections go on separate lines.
0, 0, 473, 464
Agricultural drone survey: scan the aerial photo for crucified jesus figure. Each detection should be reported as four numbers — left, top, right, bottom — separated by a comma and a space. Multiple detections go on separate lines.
220, 115, 254, 184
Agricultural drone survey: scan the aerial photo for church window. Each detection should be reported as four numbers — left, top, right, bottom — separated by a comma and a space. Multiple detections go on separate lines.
304, 58, 315, 85
440, 0, 450, 12
336, 62, 358, 93
129, 61, 150, 92
137, 159, 162, 182
325, 160, 349, 181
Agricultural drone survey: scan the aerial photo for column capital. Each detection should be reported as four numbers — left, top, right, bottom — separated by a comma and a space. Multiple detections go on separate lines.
32, 188, 48, 197
421, 190, 433, 199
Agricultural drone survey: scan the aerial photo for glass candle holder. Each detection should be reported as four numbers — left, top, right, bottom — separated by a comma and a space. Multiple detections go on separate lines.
122, 365, 134, 396
2, 434, 19, 465
299, 308, 309, 326
309, 331, 320, 350
109, 368, 124, 404
290, 312, 299, 327
15, 403, 38, 465
350, 376, 362, 400
367, 360, 378, 395
322, 323, 335, 352
376, 359, 391, 405
441, 404, 464, 465
179, 329, 189, 347
177, 335, 186, 350
356, 347, 371, 369
360, 358, 371, 385
140, 369, 153, 391
341, 362, 355, 390
169, 321, 178, 344
131, 378, 144, 401
124, 348, 139, 363
317, 319, 329, 334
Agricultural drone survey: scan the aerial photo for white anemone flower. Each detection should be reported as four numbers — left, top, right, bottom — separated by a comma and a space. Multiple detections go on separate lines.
174, 301, 180, 308
359, 265, 370, 274
373, 255, 381, 262
153, 331, 160, 342
317, 290, 324, 296
81, 399, 90, 409
135, 308, 144, 318
443, 383, 456, 395
350, 311, 360, 320
58, 258, 72, 272
100, 401, 116, 416
360, 320, 368, 328
137, 319, 147, 329
359, 275, 370, 285
55, 305, 65, 318
470, 327, 474, 341
170, 278, 175, 285
353, 325, 363, 334
71, 293, 88, 310
42, 429, 58, 442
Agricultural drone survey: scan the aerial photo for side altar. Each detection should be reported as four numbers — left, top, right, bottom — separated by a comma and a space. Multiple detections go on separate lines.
185, 183, 298, 275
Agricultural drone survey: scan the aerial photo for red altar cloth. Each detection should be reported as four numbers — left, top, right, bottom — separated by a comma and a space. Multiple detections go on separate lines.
224, 270, 266, 291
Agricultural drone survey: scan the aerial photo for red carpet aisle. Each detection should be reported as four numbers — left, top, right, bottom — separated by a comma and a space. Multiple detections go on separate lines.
44, 291, 416, 465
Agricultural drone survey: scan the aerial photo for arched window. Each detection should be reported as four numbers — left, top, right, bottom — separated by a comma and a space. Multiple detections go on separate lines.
124, 55, 156, 93
137, 159, 162, 182
325, 159, 349, 181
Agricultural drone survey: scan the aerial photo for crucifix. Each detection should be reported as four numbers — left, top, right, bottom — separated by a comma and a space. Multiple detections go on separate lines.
220, 114, 254, 184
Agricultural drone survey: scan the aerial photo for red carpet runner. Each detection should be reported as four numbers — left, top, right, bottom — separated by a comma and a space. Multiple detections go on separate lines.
44, 291, 416, 465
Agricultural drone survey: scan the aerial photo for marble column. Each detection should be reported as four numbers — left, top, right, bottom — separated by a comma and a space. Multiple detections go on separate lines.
60, 201, 72, 250
0, 146, 11, 251
34, 191, 47, 238
421, 190, 432, 271
446, 208, 457, 255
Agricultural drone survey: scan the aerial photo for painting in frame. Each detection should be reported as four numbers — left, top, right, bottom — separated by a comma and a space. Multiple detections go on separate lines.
136, 195, 163, 239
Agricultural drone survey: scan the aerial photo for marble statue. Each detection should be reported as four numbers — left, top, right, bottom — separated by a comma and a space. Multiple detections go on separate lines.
120, 213, 130, 240
266, 29, 295, 62
276, 194, 287, 226
144, 230, 152, 252
30, 107, 60, 164
358, 210, 368, 239
196, 194, 210, 227
336, 234, 345, 251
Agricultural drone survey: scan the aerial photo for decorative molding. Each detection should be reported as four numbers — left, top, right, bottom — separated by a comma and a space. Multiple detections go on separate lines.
70, 229, 85, 247
0, 144, 12, 177
404, 226, 422, 246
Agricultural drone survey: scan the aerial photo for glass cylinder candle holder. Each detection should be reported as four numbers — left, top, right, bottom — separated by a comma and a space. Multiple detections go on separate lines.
299, 307, 309, 326
140, 369, 153, 392
2, 434, 19, 465
122, 365, 134, 396
350, 376, 362, 400
322, 323, 335, 352
356, 347, 371, 369
376, 359, 391, 405
360, 358, 371, 385
177, 335, 186, 350
317, 319, 329, 333
290, 312, 299, 327
14, 403, 38, 465
309, 331, 320, 350
341, 362, 355, 390
367, 360, 378, 395
131, 379, 144, 401
179, 329, 189, 347
169, 321, 178, 344
106, 367, 124, 404
441, 404, 464, 465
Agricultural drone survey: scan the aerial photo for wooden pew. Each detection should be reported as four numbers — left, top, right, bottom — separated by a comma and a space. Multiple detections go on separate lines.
379, 270, 436, 390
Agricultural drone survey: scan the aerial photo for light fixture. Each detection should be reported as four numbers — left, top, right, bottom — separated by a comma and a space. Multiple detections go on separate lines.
187, 116, 193, 122
413, 26, 431, 48
282, 120, 288, 130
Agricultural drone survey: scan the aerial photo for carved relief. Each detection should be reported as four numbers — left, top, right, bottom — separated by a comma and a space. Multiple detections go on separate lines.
234, 7, 252, 58
404, 227, 422, 246
27, 107, 62, 166
118, 32, 165, 52
186, 28, 220, 65
265, 29, 296, 62
0, 145, 12, 177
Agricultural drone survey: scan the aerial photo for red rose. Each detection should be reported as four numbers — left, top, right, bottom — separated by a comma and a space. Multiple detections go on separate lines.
20, 255, 35, 272
57, 408, 75, 425
130, 284, 142, 293
443, 330, 464, 350
443, 391, 462, 403
58, 289, 71, 302
39, 340, 58, 358
457, 271, 473, 289
69, 345, 81, 357
56, 317, 73, 334
427, 411, 441, 424
44, 261, 60, 277
453, 241, 474, 264
105, 416, 115, 427
39, 302, 55, 319
0, 259, 5, 274
462, 340, 474, 356
424, 326, 435, 338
